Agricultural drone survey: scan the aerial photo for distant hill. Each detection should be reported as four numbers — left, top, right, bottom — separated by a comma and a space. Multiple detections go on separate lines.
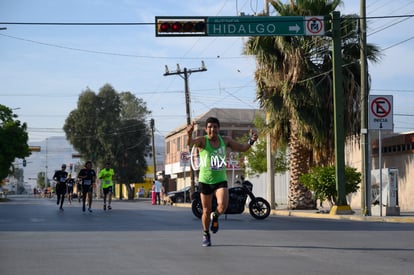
22, 135, 165, 188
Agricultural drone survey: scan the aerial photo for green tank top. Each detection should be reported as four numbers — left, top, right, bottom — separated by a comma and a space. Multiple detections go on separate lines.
99, 168, 114, 188
199, 135, 227, 184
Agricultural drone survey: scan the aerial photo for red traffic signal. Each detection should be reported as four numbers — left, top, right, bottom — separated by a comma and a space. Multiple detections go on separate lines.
156, 17, 207, 36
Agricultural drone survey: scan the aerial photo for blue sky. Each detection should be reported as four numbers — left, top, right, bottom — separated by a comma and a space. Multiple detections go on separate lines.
1, 0, 414, 142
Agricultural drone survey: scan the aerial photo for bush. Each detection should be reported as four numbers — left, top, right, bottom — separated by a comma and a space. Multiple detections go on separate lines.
300, 166, 361, 207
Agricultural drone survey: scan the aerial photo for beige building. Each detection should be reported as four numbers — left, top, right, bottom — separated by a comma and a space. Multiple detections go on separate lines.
164, 108, 263, 190
346, 131, 414, 211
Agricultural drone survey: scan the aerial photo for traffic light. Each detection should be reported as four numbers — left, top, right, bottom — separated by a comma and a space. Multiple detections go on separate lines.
156, 17, 207, 36
23, 159, 26, 167
29, 146, 41, 152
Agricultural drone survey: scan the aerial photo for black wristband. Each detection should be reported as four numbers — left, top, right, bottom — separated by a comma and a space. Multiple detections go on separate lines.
248, 138, 255, 145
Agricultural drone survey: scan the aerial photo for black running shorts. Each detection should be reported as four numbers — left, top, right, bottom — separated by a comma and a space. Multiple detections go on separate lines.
199, 181, 228, 195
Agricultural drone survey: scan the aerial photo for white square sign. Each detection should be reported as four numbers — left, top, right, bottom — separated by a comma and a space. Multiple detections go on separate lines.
368, 95, 393, 130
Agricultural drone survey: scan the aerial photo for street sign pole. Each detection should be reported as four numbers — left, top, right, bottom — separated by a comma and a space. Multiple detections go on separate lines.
368, 95, 393, 217
329, 11, 352, 214
156, 14, 354, 214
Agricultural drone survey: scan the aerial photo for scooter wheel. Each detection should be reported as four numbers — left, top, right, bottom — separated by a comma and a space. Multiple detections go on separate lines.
249, 197, 271, 220
191, 199, 203, 219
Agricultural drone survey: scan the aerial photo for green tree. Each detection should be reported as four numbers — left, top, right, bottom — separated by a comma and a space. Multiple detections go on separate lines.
11, 167, 25, 194
238, 116, 288, 175
244, 0, 380, 209
37, 171, 49, 190
63, 84, 151, 198
300, 165, 361, 207
0, 104, 30, 180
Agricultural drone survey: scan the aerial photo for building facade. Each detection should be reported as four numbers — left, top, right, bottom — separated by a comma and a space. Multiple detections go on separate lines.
346, 131, 414, 211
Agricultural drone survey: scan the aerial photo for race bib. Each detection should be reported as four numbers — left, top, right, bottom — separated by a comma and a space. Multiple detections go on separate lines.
84, 179, 92, 185
105, 180, 110, 184
60, 177, 66, 183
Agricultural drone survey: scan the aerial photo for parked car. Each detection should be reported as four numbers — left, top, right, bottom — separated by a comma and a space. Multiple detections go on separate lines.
167, 186, 191, 203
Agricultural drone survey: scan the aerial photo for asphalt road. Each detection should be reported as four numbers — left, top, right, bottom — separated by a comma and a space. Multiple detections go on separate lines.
1, 196, 414, 275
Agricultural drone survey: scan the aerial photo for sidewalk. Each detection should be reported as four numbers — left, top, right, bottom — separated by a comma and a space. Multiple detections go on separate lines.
272, 207, 414, 223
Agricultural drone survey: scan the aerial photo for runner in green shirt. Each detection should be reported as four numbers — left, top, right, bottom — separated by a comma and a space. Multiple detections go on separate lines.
187, 117, 258, 247
99, 162, 114, 211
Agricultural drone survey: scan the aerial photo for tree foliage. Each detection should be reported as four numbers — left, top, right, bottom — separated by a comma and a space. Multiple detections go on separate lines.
238, 115, 288, 175
300, 166, 361, 206
0, 104, 30, 180
63, 84, 151, 185
244, 0, 381, 209
37, 171, 49, 190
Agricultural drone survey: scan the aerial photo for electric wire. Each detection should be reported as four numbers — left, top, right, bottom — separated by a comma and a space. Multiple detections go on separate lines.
3, 7, 414, 134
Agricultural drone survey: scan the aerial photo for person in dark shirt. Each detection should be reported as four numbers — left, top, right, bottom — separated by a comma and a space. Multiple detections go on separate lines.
78, 161, 96, 213
66, 174, 75, 204
53, 164, 68, 211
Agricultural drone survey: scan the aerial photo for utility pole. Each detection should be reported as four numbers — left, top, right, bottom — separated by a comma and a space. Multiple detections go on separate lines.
163, 61, 207, 194
263, 0, 276, 209
360, 0, 371, 216
150, 119, 157, 181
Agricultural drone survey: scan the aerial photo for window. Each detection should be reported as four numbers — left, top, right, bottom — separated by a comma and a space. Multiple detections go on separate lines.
177, 137, 181, 151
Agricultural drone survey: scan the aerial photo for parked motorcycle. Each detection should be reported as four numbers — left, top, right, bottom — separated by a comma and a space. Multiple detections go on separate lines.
191, 178, 271, 220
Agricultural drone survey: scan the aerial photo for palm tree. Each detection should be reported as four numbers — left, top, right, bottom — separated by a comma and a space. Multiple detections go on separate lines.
244, 0, 380, 209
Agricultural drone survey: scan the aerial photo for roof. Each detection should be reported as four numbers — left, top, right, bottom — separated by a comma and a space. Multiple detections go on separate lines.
165, 108, 263, 138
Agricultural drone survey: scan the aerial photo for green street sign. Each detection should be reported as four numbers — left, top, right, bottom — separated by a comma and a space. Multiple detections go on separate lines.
207, 16, 325, 37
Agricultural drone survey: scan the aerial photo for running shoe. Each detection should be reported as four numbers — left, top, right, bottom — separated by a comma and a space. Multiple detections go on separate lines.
103, 204, 106, 211
108, 205, 112, 210
202, 233, 211, 247
88, 208, 93, 213
210, 212, 219, 233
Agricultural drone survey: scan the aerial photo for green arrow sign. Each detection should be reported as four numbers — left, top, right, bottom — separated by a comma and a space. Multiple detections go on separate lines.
207, 16, 324, 36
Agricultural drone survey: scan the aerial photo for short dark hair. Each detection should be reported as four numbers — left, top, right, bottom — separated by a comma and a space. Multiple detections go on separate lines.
205, 117, 220, 128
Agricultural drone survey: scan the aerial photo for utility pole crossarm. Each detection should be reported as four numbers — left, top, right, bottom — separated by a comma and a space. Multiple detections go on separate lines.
164, 61, 207, 77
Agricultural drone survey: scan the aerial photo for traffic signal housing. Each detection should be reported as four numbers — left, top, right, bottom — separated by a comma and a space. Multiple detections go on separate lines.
156, 17, 207, 36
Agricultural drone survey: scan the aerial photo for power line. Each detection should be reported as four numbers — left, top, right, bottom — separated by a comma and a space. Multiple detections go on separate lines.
382, 35, 414, 51
2, 14, 413, 61
1, 14, 413, 26
0, 33, 245, 60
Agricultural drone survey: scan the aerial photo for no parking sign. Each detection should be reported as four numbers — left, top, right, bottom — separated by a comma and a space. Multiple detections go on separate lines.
180, 151, 190, 167
368, 95, 393, 130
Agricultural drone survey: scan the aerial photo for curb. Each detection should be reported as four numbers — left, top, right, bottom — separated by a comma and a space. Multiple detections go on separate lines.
272, 209, 414, 223
175, 203, 414, 224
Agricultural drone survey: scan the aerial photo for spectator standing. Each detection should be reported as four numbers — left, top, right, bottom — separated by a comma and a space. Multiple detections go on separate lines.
153, 180, 163, 205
